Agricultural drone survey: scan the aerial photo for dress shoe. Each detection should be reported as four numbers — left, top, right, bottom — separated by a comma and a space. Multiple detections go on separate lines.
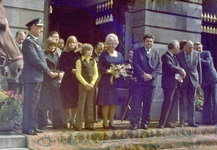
85, 127, 95, 130
131, 124, 138, 130
23, 130, 38, 135
141, 124, 149, 130
109, 123, 116, 130
34, 128, 44, 133
158, 125, 164, 129
189, 124, 198, 127
94, 120, 99, 123
103, 123, 109, 129
180, 124, 184, 127
165, 123, 176, 128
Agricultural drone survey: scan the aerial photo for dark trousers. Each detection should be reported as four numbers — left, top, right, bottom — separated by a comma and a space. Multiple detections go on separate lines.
202, 82, 217, 124
159, 88, 179, 126
130, 84, 154, 125
22, 83, 41, 133
179, 82, 196, 125
37, 110, 63, 128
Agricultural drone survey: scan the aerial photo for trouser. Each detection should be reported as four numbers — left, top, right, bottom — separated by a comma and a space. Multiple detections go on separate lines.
159, 88, 179, 126
179, 82, 196, 125
75, 83, 94, 129
130, 84, 154, 125
22, 83, 41, 133
202, 82, 217, 124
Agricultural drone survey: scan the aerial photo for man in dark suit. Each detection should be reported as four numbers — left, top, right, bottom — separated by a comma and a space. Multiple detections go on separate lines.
92, 42, 104, 122
177, 40, 202, 127
158, 40, 186, 128
194, 42, 217, 125
20, 18, 58, 135
131, 33, 161, 130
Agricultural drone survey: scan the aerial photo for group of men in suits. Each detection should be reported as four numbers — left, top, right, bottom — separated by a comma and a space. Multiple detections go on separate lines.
131, 33, 217, 130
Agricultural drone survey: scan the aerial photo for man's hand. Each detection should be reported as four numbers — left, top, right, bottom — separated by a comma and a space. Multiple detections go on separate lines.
86, 84, 93, 91
177, 76, 183, 83
142, 73, 153, 82
49, 71, 59, 78
58, 72, 64, 80
72, 69, 76, 74
106, 69, 115, 75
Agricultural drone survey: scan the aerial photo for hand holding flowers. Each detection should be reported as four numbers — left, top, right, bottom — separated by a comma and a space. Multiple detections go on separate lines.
109, 63, 134, 84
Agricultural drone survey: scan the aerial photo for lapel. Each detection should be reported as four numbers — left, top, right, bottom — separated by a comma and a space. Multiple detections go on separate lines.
45, 52, 56, 66
28, 34, 42, 47
166, 51, 176, 65
138, 47, 148, 61
180, 50, 188, 68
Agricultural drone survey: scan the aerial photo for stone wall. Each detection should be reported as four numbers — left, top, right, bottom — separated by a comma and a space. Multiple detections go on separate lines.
125, 0, 202, 120
2, 0, 47, 43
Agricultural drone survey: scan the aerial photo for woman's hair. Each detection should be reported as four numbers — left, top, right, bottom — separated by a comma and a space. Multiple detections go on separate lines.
81, 43, 93, 56
78, 42, 83, 47
105, 33, 119, 45
44, 37, 57, 53
63, 36, 78, 52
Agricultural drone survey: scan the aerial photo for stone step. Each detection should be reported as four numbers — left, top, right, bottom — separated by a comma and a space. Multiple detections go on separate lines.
28, 134, 217, 150
0, 131, 27, 149
0, 148, 29, 150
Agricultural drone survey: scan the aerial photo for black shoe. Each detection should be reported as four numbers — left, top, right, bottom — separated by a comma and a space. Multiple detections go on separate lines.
131, 124, 138, 130
141, 124, 149, 130
23, 130, 38, 135
109, 123, 116, 130
165, 123, 176, 128
34, 128, 44, 133
94, 120, 99, 123
85, 127, 95, 130
158, 125, 164, 129
180, 124, 184, 127
103, 123, 109, 129
189, 124, 198, 127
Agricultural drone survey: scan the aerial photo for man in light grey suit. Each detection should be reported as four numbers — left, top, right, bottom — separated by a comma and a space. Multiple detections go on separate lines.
177, 40, 202, 127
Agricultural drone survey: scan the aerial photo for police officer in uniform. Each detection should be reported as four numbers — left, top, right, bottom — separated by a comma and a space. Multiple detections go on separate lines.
21, 18, 58, 135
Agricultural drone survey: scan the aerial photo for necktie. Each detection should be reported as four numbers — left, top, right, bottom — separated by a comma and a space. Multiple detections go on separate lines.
147, 50, 150, 57
186, 54, 190, 67
173, 55, 177, 66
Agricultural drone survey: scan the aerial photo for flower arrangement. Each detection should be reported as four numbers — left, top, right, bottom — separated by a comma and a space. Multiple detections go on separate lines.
109, 63, 134, 84
0, 89, 23, 123
195, 86, 204, 112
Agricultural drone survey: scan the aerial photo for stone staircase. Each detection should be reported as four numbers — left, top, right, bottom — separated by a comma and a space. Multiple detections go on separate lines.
24, 121, 217, 150
0, 131, 29, 150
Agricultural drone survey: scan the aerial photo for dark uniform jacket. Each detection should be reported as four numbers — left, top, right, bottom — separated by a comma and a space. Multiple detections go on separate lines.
20, 34, 49, 83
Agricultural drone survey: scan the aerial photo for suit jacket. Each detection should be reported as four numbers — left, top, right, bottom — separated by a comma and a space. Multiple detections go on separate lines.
177, 49, 202, 88
133, 47, 161, 87
20, 34, 49, 83
161, 51, 183, 89
200, 50, 217, 87
92, 50, 99, 63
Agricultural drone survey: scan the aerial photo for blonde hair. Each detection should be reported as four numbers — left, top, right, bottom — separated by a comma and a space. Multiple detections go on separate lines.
44, 37, 57, 54
63, 36, 78, 52
105, 33, 119, 45
81, 43, 93, 56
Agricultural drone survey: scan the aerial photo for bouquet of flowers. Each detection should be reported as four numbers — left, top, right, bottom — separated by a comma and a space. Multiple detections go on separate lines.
109, 63, 134, 84
0, 89, 23, 123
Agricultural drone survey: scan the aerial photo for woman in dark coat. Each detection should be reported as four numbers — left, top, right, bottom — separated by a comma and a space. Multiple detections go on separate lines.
58, 36, 81, 128
97, 33, 124, 129
38, 37, 64, 129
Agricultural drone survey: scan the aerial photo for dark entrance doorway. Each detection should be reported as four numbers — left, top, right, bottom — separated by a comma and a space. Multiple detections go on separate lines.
49, 0, 127, 54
